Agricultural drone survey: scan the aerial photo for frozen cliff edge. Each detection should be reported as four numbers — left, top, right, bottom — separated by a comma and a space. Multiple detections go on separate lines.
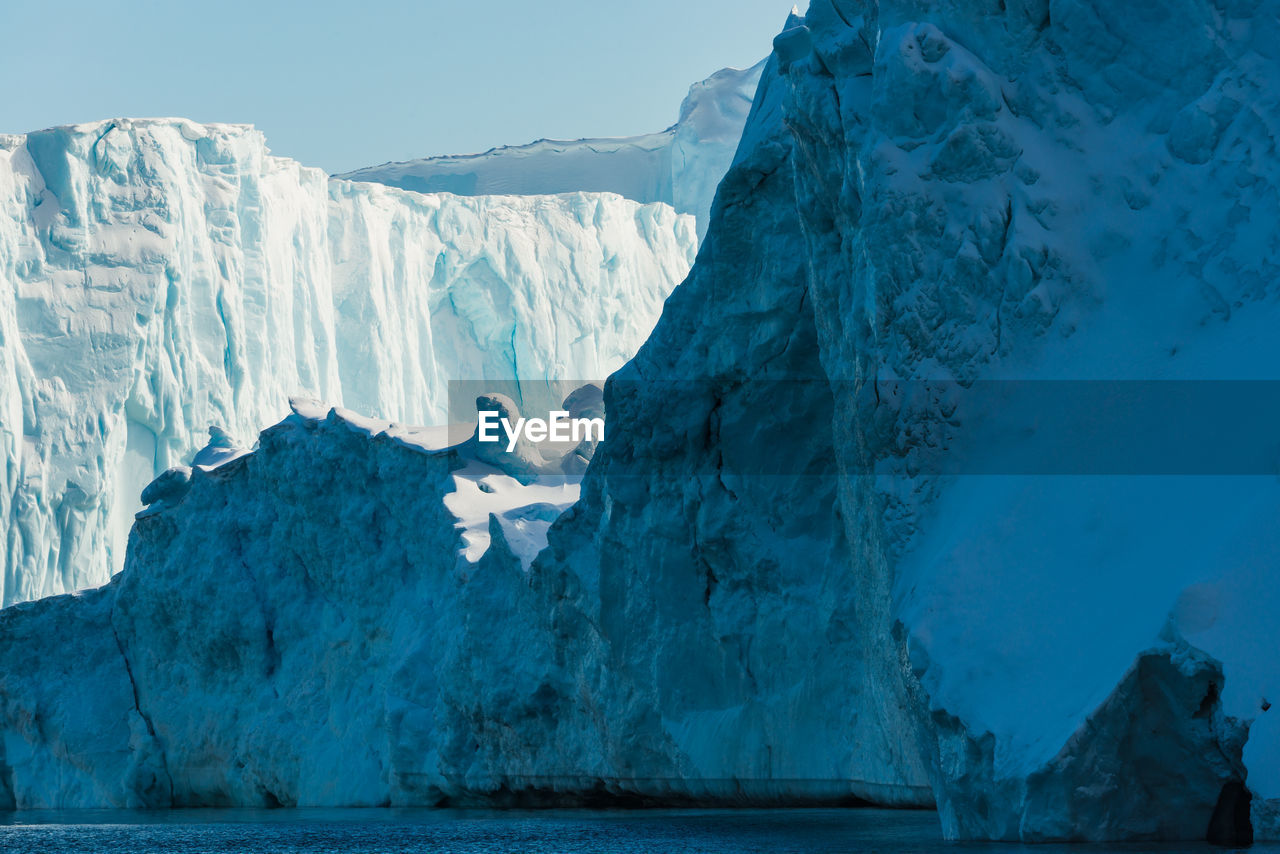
779, 0, 1280, 842
338, 62, 763, 241
0, 118, 694, 606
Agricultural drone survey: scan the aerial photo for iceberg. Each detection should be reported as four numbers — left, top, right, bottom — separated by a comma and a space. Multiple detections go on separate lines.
780, 0, 1280, 841
0, 51, 933, 809
536, 39, 936, 807
0, 399, 570, 808
2, 0, 1279, 842
0, 119, 693, 606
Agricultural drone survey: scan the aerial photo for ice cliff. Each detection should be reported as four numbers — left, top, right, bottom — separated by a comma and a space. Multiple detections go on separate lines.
535, 46, 935, 807
0, 52, 932, 812
2, 0, 1279, 843
776, 0, 1280, 842
0, 119, 693, 606
0, 399, 578, 808
2, 388, 888, 809
339, 63, 764, 241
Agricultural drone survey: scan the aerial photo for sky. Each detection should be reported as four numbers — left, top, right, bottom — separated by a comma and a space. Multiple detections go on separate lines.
2, 1, 794, 174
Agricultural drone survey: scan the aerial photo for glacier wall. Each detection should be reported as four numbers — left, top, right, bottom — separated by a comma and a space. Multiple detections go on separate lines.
0, 119, 694, 605
0, 53, 935, 809
339, 63, 763, 241
2, 0, 1279, 841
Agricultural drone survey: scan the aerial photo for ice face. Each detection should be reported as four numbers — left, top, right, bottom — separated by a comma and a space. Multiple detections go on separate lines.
3, 399, 859, 810
0, 118, 694, 606
2, 0, 1279, 839
534, 45, 937, 808
0, 406, 559, 809
0, 54, 933, 810
338, 62, 764, 241
780, 0, 1280, 841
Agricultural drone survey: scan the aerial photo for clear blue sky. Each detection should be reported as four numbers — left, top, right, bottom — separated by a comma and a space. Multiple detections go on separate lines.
2, 1, 794, 174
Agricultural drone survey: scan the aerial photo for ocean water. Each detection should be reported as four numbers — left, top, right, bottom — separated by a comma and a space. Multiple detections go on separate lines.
0, 807, 1272, 853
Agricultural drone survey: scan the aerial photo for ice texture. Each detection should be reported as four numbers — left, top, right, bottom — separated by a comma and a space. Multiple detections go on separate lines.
0, 119, 693, 606
2, 387, 887, 809
537, 42, 935, 807
779, 0, 1280, 841
2, 0, 1279, 840
339, 63, 764, 241
0, 54, 934, 810
0, 404, 568, 808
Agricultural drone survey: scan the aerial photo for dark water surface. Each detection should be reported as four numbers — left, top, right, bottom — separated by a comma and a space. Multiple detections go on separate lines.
0, 807, 1271, 853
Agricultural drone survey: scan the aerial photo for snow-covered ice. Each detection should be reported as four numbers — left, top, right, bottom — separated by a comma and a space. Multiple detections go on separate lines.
444, 462, 578, 569
0, 50, 935, 807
